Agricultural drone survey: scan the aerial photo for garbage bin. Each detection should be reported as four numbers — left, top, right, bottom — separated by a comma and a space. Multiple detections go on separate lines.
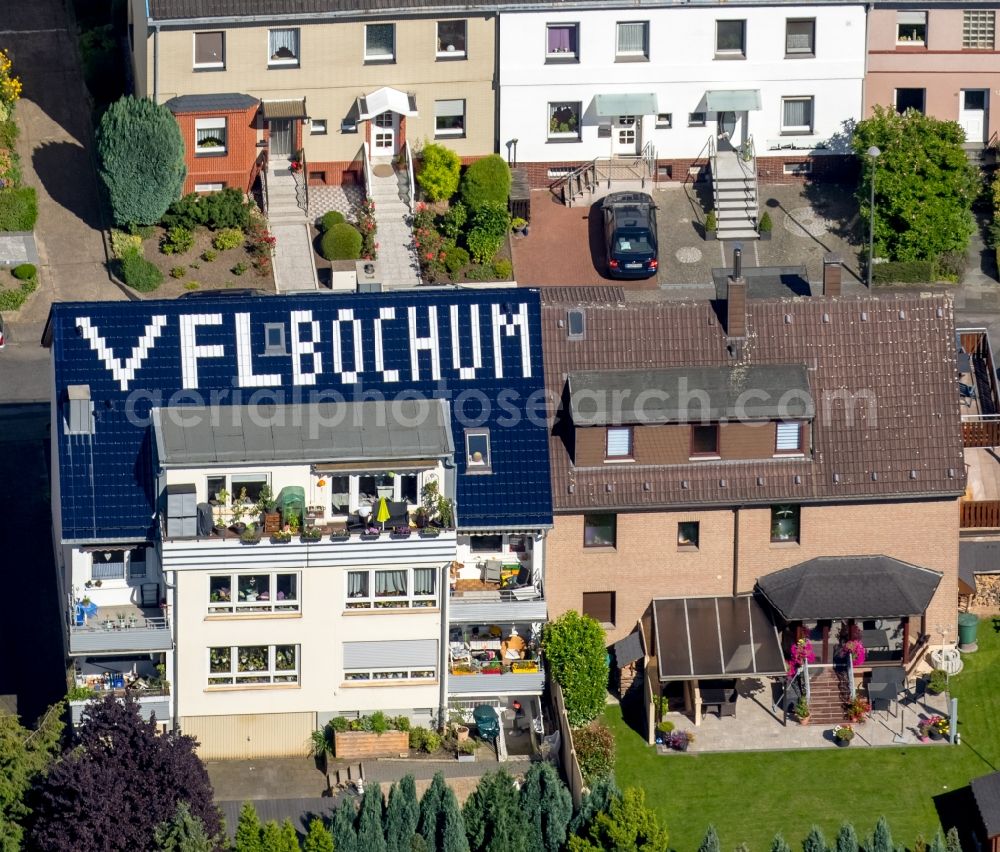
473, 705, 499, 740
958, 612, 979, 652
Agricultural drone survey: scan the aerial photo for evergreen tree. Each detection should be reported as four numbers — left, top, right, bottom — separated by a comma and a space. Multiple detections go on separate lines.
699, 826, 721, 852
261, 821, 284, 852
234, 802, 263, 852
387, 777, 420, 852
803, 826, 828, 852
281, 819, 301, 852
332, 799, 358, 852
945, 827, 962, 852
358, 784, 388, 852
568, 777, 620, 837
836, 824, 859, 852
520, 761, 572, 852
419, 773, 446, 850
303, 818, 334, 852
928, 833, 947, 852
95, 95, 187, 226
575, 787, 668, 852
771, 834, 792, 852
152, 802, 213, 852
463, 770, 528, 852
439, 787, 470, 852
871, 818, 893, 852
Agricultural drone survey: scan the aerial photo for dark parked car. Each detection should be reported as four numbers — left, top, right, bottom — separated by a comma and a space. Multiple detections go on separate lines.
602, 192, 659, 279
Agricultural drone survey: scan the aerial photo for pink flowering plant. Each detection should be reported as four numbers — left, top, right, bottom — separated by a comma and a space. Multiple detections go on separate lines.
357, 197, 378, 260
787, 638, 816, 679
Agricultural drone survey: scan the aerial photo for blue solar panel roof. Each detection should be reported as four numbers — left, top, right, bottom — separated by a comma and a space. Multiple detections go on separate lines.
47, 289, 552, 541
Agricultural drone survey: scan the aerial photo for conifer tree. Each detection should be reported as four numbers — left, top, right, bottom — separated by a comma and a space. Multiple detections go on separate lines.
234, 802, 263, 852
463, 770, 527, 852
699, 825, 721, 852
520, 762, 572, 852
803, 825, 828, 852
332, 799, 358, 852
386, 776, 420, 852
280, 819, 301, 852
152, 802, 213, 852
303, 818, 334, 852
770, 833, 792, 852
836, 824, 859, 852
357, 784, 388, 852
871, 817, 894, 852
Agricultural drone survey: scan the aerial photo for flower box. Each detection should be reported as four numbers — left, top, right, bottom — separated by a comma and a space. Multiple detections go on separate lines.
511, 661, 539, 674
481, 666, 503, 675
451, 666, 475, 676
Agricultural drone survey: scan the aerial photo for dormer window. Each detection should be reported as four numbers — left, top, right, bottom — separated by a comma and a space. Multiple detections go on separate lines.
690, 424, 720, 458
605, 427, 632, 460
466, 429, 491, 473
775, 421, 804, 455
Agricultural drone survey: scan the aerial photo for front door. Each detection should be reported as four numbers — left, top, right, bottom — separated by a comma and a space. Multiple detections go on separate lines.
372, 111, 397, 156
717, 111, 738, 151
960, 89, 988, 144
269, 118, 293, 158
612, 115, 640, 156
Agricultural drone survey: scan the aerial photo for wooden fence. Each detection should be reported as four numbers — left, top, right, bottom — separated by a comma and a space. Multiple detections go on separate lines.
550, 680, 585, 808
961, 500, 1000, 529
963, 420, 1000, 448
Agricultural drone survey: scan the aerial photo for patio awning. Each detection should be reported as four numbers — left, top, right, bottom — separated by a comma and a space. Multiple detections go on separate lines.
755, 556, 942, 621
593, 93, 658, 117
652, 595, 786, 682
612, 631, 645, 667
357, 87, 418, 120
704, 89, 762, 112
261, 99, 308, 120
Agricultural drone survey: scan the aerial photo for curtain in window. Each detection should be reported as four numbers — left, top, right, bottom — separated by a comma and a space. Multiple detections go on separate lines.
617, 22, 646, 53
367, 24, 394, 55
347, 572, 368, 598
785, 21, 813, 52
270, 29, 298, 60
547, 26, 575, 53
783, 99, 812, 128
375, 570, 407, 597
413, 568, 435, 596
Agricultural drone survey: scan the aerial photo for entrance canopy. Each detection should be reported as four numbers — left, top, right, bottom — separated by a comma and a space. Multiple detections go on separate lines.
594, 93, 658, 117
704, 89, 761, 112
755, 556, 942, 621
261, 99, 308, 120
358, 87, 418, 120
652, 595, 786, 681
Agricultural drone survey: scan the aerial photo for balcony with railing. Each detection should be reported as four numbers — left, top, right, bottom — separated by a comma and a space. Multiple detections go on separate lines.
69, 603, 172, 655
69, 687, 171, 725
449, 560, 545, 623
448, 622, 545, 695
959, 328, 1000, 530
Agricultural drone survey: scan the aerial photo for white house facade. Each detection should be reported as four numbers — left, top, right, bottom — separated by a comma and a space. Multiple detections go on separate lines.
498, 2, 867, 185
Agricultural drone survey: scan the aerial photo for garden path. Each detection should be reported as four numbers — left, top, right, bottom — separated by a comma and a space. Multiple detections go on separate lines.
368, 158, 420, 288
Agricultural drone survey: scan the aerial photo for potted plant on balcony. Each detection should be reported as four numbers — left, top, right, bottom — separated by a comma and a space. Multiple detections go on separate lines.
240, 524, 261, 545
255, 485, 279, 531
457, 739, 477, 763
481, 661, 503, 675
301, 526, 323, 543
331, 529, 351, 542
833, 724, 855, 747
390, 525, 412, 539
271, 528, 292, 544
846, 695, 871, 723
361, 524, 382, 540
794, 697, 811, 726
758, 211, 773, 241
230, 488, 250, 534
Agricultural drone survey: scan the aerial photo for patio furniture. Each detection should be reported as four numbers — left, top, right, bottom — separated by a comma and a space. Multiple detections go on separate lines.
958, 349, 972, 375
473, 705, 500, 740
867, 666, 906, 717
700, 686, 737, 718
501, 634, 526, 660
961, 382, 977, 407
482, 560, 503, 584
861, 628, 890, 652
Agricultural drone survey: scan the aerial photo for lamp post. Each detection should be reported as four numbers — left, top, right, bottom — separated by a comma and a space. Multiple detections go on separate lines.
866, 145, 881, 288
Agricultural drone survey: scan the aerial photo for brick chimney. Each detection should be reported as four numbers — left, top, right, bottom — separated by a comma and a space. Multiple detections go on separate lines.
727, 246, 747, 338
823, 253, 842, 298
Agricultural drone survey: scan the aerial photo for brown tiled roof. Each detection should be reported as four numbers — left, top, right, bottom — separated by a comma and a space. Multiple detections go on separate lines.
538, 286, 625, 306
542, 293, 966, 511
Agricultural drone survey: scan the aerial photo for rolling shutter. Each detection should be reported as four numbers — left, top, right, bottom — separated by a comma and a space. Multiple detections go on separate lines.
582, 591, 615, 624
606, 427, 631, 457
776, 422, 802, 452
343, 639, 438, 670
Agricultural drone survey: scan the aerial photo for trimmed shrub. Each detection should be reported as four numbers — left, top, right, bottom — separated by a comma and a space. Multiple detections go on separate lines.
11, 262, 36, 280
492, 258, 513, 279
465, 263, 494, 281
120, 250, 164, 292
459, 154, 511, 213
201, 250, 216, 262
318, 210, 345, 231
0, 186, 37, 231
936, 250, 966, 282
231, 261, 248, 276
573, 722, 616, 784
212, 227, 244, 251
417, 143, 461, 202
169, 266, 186, 279
440, 202, 467, 241
96, 96, 186, 226
110, 228, 142, 259
319, 222, 362, 260
472, 200, 511, 240
871, 259, 935, 285
160, 226, 194, 255
444, 245, 469, 275
162, 188, 253, 231
466, 227, 504, 265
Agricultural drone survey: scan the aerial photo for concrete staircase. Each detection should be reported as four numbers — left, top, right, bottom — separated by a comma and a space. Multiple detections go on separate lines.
367, 157, 420, 288
265, 164, 318, 291
266, 165, 308, 224
804, 668, 851, 724
964, 142, 999, 172
556, 156, 654, 207
712, 150, 759, 240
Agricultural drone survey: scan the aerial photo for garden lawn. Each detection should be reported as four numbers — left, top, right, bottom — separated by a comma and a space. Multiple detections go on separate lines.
605, 619, 1000, 852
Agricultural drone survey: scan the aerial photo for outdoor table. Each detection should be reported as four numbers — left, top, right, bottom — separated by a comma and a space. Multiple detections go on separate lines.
861, 628, 890, 652
700, 687, 729, 716
869, 665, 906, 690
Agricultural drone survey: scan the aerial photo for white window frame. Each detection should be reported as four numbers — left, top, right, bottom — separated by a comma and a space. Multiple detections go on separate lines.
963, 10, 995, 49
548, 101, 582, 140
775, 421, 805, 455
208, 644, 299, 686
434, 99, 466, 138
896, 11, 927, 45
606, 427, 632, 460
616, 21, 649, 59
785, 18, 815, 56
715, 19, 746, 57
465, 428, 492, 472
206, 472, 270, 506
780, 96, 814, 134
783, 162, 812, 175
195, 117, 227, 155
193, 31, 225, 69
655, 113, 672, 129
688, 112, 707, 127
436, 20, 467, 58
345, 667, 436, 682
545, 23, 579, 60
208, 571, 301, 615
365, 23, 395, 61
268, 28, 300, 66
194, 182, 224, 193
310, 119, 328, 135
345, 566, 438, 610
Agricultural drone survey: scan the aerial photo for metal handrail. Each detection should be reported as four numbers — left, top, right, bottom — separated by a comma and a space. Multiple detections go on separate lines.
362, 142, 374, 202
404, 140, 415, 211
684, 135, 714, 189
708, 135, 718, 211
295, 147, 310, 215
640, 140, 656, 187
70, 615, 169, 633
249, 149, 269, 215
551, 158, 598, 206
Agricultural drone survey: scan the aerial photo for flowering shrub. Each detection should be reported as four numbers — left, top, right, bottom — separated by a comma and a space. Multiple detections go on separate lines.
0, 51, 22, 121
357, 197, 377, 259
839, 639, 866, 666
845, 696, 870, 723
787, 638, 816, 679
289, 160, 302, 173
246, 216, 276, 259
833, 724, 854, 742
666, 730, 695, 751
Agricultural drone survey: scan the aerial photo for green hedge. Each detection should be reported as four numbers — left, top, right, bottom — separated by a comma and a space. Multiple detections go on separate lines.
0, 187, 38, 231
119, 250, 163, 292
871, 260, 935, 285
317, 210, 345, 232
319, 223, 362, 261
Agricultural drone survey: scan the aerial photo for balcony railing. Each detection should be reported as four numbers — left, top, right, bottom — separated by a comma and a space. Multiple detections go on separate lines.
69, 688, 170, 724
449, 591, 547, 624
69, 615, 172, 655
448, 665, 545, 695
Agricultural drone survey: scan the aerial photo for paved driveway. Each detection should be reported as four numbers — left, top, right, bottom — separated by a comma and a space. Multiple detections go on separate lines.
0, 0, 123, 401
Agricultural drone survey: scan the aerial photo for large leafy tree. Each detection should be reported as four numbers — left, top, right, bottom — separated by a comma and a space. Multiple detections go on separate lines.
385, 776, 420, 852
96, 95, 187, 226
29, 695, 221, 852
520, 761, 572, 852
0, 703, 63, 852
853, 106, 977, 262
463, 770, 528, 852
542, 610, 609, 726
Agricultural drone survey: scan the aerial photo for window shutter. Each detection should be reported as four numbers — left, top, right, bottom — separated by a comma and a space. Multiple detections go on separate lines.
343, 639, 438, 669
434, 100, 464, 119
606, 427, 631, 457
897, 11, 926, 25
583, 592, 615, 624
776, 422, 802, 451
